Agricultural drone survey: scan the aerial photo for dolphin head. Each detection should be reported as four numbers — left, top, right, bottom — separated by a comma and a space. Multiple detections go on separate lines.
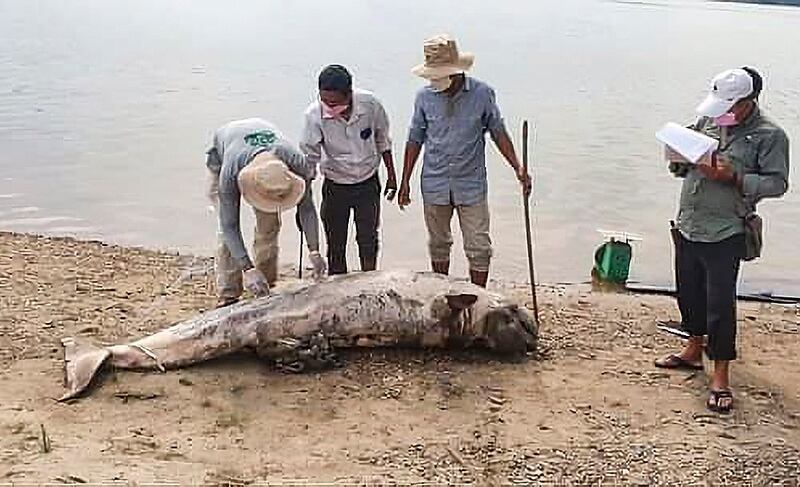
432, 290, 538, 357
484, 304, 538, 355
482, 295, 538, 356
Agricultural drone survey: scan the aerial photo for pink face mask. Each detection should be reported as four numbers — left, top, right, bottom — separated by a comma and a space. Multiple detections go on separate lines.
321, 101, 349, 119
714, 112, 738, 127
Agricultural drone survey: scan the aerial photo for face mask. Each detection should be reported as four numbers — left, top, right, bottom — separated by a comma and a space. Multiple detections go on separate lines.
321, 101, 349, 119
714, 112, 738, 127
429, 77, 452, 93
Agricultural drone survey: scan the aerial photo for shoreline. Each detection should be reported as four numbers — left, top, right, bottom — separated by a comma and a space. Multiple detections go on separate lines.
1, 231, 799, 483
6, 230, 800, 300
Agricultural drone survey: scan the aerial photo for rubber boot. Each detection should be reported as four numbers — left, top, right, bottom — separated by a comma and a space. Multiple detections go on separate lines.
431, 260, 450, 275
470, 269, 489, 288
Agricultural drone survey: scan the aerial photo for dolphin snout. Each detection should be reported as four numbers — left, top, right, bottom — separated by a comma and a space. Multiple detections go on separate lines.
486, 305, 538, 356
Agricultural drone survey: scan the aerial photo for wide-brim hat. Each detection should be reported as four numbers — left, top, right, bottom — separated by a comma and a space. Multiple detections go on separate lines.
411, 34, 474, 80
238, 153, 305, 213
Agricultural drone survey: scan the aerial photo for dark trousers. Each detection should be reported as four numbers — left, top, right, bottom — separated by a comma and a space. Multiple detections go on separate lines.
321, 174, 381, 275
675, 233, 745, 361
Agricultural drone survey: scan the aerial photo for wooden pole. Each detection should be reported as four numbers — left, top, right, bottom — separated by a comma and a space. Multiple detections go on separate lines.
295, 211, 303, 279
522, 120, 540, 325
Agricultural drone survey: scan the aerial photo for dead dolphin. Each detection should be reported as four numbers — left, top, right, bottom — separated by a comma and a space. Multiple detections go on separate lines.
61, 270, 538, 400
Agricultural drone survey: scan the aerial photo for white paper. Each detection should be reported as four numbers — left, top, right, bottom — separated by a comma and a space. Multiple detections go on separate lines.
655, 122, 718, 164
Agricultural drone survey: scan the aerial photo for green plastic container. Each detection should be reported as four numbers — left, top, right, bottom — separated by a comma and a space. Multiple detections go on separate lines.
593, 240, 633, 284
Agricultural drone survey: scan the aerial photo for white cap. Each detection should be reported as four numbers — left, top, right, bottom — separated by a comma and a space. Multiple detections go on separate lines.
695, 68, 754, 117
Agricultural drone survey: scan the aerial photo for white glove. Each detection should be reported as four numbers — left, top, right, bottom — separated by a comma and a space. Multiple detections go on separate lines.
309, 251, 327, 281
243, 268, 270, 297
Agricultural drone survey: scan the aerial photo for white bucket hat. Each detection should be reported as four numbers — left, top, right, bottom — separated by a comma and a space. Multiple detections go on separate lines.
237, 153, 305, 213
696, 68, 755, 118
411, 34, 474, 80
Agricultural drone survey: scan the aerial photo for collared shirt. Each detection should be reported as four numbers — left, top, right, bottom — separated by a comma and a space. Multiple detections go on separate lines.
407, 77, 507, 206
673, 108, 790, 243
300, 89, 391, 185
206, 118, 318, 269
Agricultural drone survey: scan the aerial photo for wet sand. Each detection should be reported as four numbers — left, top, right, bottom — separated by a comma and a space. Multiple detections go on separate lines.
1, 231, 799, 483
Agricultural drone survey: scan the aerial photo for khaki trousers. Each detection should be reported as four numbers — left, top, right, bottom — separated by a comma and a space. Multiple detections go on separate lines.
208, 170, 280, 300
423, 199, 492, 272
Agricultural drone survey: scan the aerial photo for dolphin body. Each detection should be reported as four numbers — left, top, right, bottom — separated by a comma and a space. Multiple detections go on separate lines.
61, 270, 538, 400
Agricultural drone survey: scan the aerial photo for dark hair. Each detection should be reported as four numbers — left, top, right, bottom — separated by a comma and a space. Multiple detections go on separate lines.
318, 64, 352, 94
741, 66, 763, 100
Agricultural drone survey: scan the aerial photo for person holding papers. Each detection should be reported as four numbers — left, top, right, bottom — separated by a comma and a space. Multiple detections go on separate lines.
654, 67, 790, 414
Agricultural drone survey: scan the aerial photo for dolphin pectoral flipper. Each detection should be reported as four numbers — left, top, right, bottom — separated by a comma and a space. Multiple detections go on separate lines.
436, 293, 479, 348
60, 338, 112, 401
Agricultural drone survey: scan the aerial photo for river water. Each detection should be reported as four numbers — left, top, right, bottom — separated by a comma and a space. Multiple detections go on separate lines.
1, 0, 798, 294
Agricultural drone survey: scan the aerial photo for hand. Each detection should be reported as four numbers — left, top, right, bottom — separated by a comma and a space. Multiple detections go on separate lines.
697, 154, 738, 186
243, 268, 270, 297
516, 166, 532, 196
384, 176, 398, 201
666, 147, 694, 177
665, 147, 690, 164
397, 182, 411, 210
309, 251, 327, 281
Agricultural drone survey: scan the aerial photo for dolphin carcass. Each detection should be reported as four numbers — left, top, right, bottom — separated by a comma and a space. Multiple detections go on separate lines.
61, 270, 538, 400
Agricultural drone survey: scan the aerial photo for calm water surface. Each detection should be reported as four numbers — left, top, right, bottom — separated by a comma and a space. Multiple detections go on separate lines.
1, 0, 798, 294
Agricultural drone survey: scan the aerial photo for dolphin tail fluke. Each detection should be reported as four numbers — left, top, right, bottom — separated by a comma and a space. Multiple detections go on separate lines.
59, 337, 111, 401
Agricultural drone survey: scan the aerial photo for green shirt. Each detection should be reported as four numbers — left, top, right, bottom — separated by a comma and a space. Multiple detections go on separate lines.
672, 108, 790, 243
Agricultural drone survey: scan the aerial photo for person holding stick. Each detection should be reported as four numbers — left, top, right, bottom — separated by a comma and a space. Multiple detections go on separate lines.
398, 34, 532, 287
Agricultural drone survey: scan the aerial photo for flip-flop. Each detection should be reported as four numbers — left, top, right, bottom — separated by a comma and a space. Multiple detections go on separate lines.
707, 389, 734, 414
654, 354, 704, 371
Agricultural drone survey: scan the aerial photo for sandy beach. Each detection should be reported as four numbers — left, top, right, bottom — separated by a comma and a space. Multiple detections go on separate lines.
1, 231, 799, 484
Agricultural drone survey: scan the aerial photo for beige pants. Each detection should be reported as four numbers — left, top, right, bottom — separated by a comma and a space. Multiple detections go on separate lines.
423, 199, 492, 272
208, 170, 280, 300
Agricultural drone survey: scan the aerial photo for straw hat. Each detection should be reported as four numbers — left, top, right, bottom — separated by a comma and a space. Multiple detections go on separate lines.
237, 153, 305, 213
411, 34, 474, 80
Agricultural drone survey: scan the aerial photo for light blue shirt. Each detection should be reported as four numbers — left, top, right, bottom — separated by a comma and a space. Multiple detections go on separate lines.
407, 77, 506, 206
206, 118, 318, 269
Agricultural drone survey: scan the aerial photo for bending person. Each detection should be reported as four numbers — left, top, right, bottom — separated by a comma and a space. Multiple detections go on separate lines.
206, 118, 326, 307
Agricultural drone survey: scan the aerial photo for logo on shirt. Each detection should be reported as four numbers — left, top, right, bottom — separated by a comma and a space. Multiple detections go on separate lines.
244, 130, 277, 148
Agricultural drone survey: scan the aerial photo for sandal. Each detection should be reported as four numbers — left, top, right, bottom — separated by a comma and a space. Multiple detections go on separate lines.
215, 297, 239, 309
654, 354, 704, 371
707, 389, 734, 414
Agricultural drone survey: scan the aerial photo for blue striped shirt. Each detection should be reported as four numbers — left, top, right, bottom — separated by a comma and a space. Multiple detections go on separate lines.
407, 77, 506, 206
